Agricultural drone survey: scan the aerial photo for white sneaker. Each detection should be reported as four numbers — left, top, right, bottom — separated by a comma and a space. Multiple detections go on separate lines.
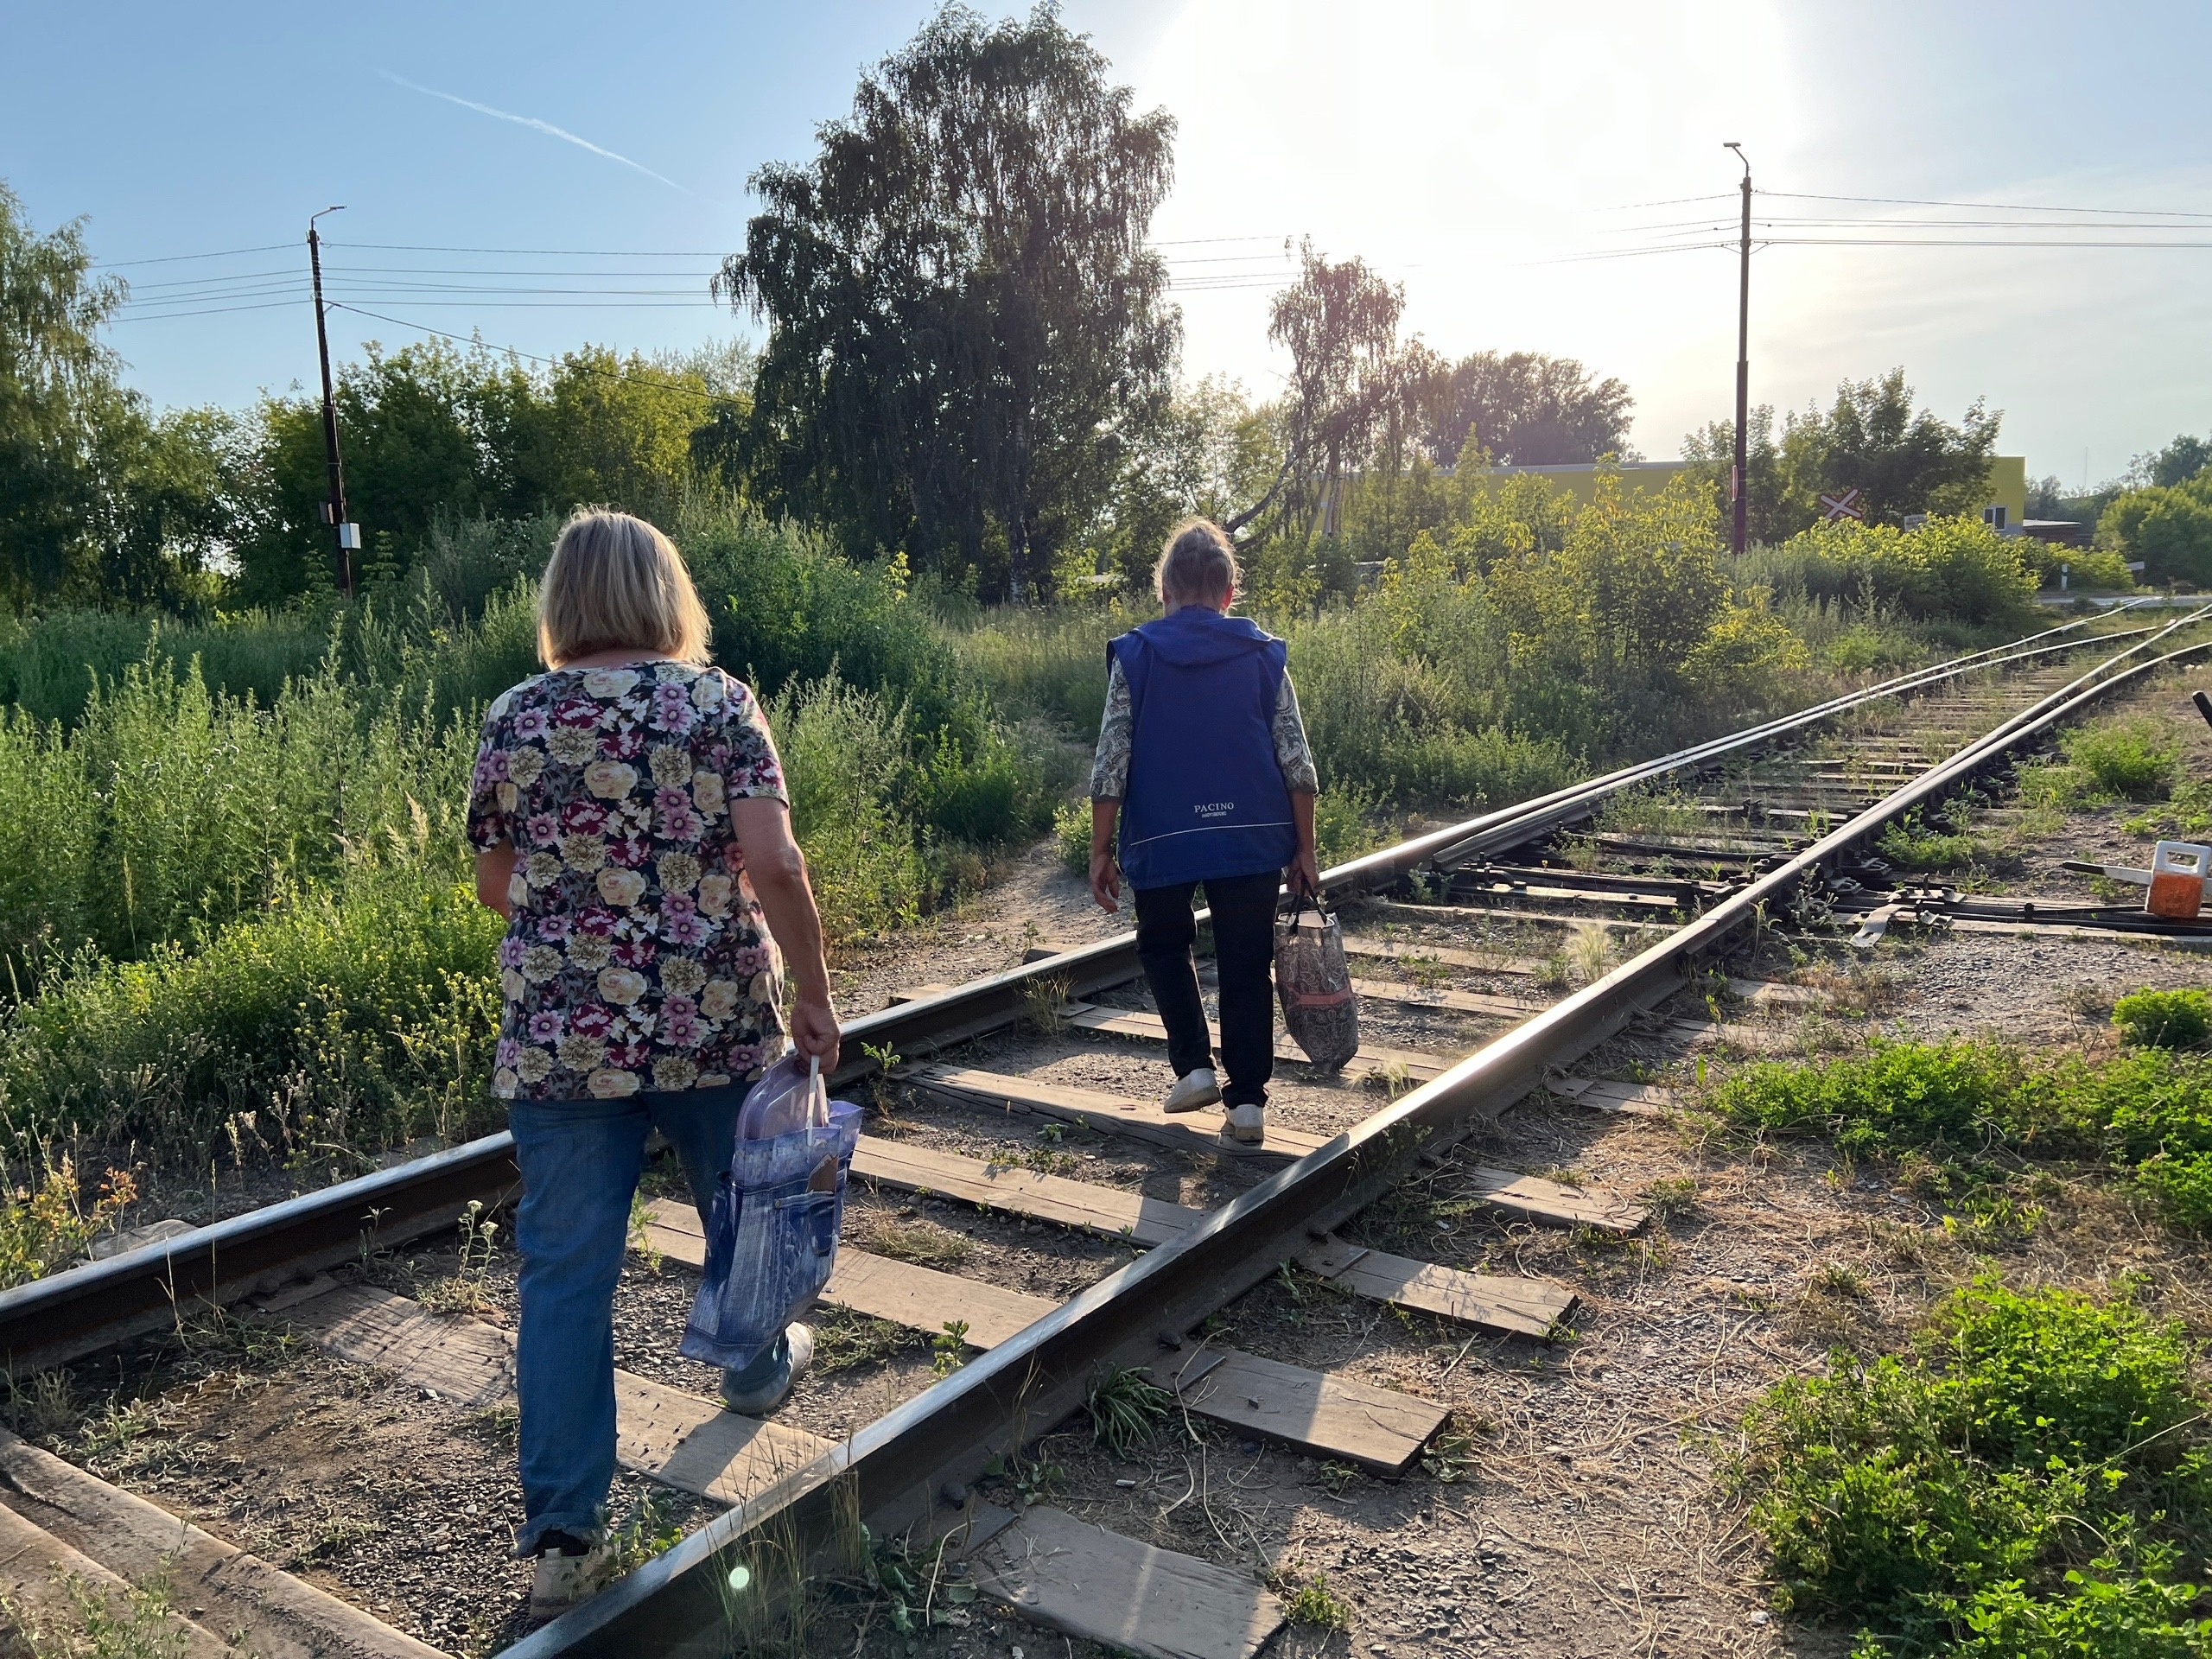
1224, 1103, 1266, 1145
721, 1324, 814, 1414
528, 1535, 615, 1627
1162, 1067, 1223, 1114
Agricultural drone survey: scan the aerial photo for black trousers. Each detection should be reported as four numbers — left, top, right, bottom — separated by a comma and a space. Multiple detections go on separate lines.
1133, 871, 1279, 1109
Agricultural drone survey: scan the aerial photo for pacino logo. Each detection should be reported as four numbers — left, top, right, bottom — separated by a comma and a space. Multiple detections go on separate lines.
1193, 801, 1236, 819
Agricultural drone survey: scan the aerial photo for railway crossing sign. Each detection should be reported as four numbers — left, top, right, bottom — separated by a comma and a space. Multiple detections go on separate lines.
1820, 488, 1865, 523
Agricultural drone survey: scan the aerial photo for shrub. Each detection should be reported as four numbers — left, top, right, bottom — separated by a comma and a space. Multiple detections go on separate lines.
950, 604, 1124, 741
1313, 784, 1388, 868
768, 676, 931, 946
0, 866, 505, 1163
1055, 800, 1092, 874
0, 1156, 137, 1287
2114, 988, 2212, 1051
1878, 810, 1981, 871
2097, 477, 2212, 587
2056, 1049, 2212, 1231
1735, 1279, 2212, 1656
1764, 517, 2039, 624
0, 652, 474, 978
2063, 718, 2178, 802
1710, 1039, 2029, 1159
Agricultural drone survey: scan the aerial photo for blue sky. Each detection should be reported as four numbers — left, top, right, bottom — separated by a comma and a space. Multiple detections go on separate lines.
8, 1, 2211, 486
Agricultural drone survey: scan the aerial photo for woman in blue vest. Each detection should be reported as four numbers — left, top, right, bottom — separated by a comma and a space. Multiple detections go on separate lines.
1087, 518, 1319, 1145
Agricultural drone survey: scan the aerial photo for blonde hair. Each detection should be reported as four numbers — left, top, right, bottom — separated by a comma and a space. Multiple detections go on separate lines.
537, 509, 712, 668
1154, 517, 1240, 607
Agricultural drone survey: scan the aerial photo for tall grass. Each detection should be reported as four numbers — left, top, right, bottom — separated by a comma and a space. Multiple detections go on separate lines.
0, 606, 333, 726
0, 654, 470, 984
0, 865, 503, 1164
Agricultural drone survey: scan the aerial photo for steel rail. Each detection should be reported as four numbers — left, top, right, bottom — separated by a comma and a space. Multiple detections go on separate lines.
0, 612, 2164, 1377
518, 624, 2212, 1657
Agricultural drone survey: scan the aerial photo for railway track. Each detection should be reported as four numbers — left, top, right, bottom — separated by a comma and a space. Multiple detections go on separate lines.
3, 606, 2209, 1658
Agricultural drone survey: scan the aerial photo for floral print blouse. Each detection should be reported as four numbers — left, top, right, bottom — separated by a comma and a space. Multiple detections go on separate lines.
466, 661, 790, 1102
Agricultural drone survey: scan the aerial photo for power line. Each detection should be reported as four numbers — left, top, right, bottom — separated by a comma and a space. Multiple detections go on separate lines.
1764, 188, 2212, 220
323, 302, 729, 402
111, 298, 313, 322
92, 242, 297, 268
1765, 235, 2212, 250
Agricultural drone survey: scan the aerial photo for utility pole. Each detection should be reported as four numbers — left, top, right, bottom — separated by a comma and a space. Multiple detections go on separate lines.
1725, 143, 1751, 556
308, 205, 358, 596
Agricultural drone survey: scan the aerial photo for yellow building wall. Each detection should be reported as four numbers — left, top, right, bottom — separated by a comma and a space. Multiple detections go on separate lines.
1461, 457, 2029, 524
1986, 455, 2027, 525
1457, 461, 1687, 506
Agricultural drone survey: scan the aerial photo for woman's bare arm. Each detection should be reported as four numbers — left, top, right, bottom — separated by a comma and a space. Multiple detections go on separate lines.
729, 796, 840, 1073
474, 844, 518, 918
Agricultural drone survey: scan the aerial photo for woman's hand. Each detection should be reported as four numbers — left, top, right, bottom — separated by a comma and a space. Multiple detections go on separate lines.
1287, 846, 1321, 899
1089, 848, 1122, 912
789, 994, 841, 1075
1088, 798, 1122, 912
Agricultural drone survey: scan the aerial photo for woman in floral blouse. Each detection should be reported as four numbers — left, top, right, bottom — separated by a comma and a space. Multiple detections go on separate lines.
467, 509, 839, 1623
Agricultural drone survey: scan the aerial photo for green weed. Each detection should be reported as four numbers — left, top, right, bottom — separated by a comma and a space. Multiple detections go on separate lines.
1710, 1038, 2027, 1161
982, 1448, 1064, 1509
0, 1565, 197, 1659
1054, 798, 1092, 874
1084, 1364, 1174, 1460
2063, 717, 2179, 802
0, 1157, 137, 1288
1277, 1571, 1352, 1630
2113, 988, 2212, 1051
416, 1198, 501, 1316
1878, 808, 1982, 872
812, 1310, 919, 1375
931, 1319, 970, 1376
1732, 1278, 2212, 1656
1642, 1175, 1701, 1221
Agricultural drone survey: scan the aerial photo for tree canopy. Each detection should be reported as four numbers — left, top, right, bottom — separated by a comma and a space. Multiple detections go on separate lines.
1683, 369, 1999, 542
232, 338, 739, 604
1415, 350, 1636, 467
0, 185, 236, 607
716, 3, 1179, 599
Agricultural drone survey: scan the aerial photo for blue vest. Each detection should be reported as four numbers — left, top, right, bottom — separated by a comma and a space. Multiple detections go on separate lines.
1109, 607, 1297, 889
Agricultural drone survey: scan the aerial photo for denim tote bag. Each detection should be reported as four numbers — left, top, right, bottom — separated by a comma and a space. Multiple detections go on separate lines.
680, 1096, 861, 1371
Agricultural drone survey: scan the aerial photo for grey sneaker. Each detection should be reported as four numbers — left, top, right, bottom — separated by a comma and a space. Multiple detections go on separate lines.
1224, 1103, 1265, 1145
721, 1324, 814, 1414
1162, 1067, 1222, 1113
527, 1531, 614, 1628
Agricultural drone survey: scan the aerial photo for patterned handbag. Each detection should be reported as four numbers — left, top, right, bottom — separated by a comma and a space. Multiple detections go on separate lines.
1274, 895, 1360, 1071
680, 1096, 861, 1372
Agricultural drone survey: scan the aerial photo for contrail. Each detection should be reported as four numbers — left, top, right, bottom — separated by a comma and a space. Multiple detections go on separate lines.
380, 72, 695, 196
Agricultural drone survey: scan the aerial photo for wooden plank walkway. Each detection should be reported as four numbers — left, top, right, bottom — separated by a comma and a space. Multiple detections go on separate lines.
639, 1208, 1451, 1471
283, 1282, 831, 1508
969, 1505, 1282, 1659
0, 1502, 236, 1659
286, 1281, 1282, 1659
849, 1140, 1573, 1337
1064, 1002, 1452, 1082
906, 1066, 1646, 1232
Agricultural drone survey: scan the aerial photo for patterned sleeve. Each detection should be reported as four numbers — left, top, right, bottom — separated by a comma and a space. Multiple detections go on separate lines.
465, 691, 512, 851
720, 675, 789, 804
1274, 673, 1319, 794
1089, 658, 1133, 800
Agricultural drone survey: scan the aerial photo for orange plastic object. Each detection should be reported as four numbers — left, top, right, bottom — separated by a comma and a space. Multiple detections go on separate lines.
2145, 840, 2211, 920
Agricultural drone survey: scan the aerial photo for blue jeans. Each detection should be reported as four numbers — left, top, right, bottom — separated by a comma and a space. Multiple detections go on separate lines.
505, 1084, 785, 1554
